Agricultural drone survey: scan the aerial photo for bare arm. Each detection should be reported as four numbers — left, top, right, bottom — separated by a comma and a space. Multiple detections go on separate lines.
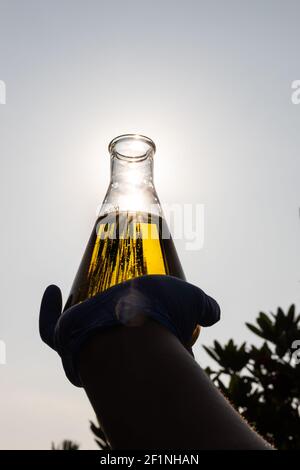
79, 319, 273, 450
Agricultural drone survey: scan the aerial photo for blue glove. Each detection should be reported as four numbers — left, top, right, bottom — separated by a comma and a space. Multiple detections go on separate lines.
39, 274, 220, 387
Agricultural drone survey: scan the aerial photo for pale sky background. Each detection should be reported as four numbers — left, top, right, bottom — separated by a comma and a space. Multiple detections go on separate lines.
0, 0, 300, 449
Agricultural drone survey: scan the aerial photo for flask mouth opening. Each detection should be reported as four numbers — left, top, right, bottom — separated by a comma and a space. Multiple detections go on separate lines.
108, 134, 156, 161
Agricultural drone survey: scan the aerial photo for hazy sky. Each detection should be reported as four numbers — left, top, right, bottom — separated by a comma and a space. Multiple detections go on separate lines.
0, 0, 300, 449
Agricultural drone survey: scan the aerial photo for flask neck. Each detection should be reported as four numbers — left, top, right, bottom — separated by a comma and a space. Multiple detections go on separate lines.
99, 134, 160, 216
109, 134, 155, 186
110, 153, 154, 186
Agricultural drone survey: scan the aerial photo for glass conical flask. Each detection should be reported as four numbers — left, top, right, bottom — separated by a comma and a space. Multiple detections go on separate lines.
65, 134, 186, 311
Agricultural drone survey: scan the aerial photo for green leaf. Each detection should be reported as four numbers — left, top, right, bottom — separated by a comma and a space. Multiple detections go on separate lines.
202, 345, 220, 363
246, 323, 265, 338
287, 305, 295, 322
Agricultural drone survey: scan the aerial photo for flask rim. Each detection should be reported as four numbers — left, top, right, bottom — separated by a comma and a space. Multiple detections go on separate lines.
108, 134, 156, 161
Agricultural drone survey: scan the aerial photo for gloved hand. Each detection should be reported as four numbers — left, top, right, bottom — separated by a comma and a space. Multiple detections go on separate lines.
39, 274, 220, 387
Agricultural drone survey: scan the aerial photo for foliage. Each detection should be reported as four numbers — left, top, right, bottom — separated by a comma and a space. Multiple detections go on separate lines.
204, 305, 300, 449
51, 439, 80, 450
90, 421, 110, 450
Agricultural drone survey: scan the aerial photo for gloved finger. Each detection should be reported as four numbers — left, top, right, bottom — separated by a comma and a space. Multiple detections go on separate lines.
39, 284, 62, 349
122, 275, 220, 344
198, 292, 221, 327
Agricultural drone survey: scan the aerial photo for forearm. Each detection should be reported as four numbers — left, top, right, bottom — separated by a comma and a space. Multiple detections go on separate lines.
79, 319, 272, 450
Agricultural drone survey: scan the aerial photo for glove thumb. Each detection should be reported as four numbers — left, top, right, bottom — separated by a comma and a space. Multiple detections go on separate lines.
39, 284, 62, 350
